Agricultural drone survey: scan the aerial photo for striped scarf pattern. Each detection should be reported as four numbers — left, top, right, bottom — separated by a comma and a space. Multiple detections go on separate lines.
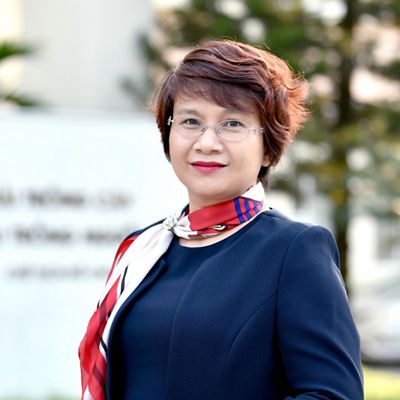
78, 182, 265, 400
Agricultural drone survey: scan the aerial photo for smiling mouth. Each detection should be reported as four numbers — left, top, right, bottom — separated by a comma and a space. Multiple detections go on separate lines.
190, 161, 226, 173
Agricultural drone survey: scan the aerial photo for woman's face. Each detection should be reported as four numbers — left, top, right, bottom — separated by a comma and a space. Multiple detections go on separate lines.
169, 94, 268, 211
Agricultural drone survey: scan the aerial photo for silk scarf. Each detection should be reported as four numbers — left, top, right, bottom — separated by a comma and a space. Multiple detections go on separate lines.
78, 182, 265, 400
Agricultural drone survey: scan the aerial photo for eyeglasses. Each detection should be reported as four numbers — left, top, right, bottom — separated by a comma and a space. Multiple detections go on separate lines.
167, 115, 264, 143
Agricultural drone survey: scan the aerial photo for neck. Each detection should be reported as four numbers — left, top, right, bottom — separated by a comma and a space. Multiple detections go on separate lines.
178, 212, 260, 248
187, 183, 260, 213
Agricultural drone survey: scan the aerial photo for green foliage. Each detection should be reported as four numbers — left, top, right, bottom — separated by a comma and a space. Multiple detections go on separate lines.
364, 366, 400, 399
128, 0, 400, 287
0, 41, 36, 61
0, 41, 41, 107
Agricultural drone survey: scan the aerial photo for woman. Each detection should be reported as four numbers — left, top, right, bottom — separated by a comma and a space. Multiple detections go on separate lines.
79, 40, 363, 399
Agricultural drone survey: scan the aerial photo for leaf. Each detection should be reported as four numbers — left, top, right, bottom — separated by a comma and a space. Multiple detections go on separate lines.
0, 41, 37, 62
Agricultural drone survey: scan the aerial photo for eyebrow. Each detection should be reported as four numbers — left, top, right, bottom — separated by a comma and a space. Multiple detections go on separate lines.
174, 107, 250, 116
174, 108, 200, 116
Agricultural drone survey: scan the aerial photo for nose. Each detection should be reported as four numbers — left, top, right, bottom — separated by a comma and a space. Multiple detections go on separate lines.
193, 125, 224, 153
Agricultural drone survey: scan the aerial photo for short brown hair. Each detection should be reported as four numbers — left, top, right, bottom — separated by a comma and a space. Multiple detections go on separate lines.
151, 39, 309, 187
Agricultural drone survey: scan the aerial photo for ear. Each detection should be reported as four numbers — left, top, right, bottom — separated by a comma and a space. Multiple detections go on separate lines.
262, 154, 270, 167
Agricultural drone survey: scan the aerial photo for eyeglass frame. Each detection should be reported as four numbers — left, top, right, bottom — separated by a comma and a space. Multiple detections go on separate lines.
167, 115, 264, 142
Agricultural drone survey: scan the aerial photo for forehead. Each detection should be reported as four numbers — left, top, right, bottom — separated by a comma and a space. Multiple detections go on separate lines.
173, 93, 260, 118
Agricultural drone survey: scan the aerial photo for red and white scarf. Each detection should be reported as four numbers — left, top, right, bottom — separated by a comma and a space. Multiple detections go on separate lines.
78, 182, 265, 400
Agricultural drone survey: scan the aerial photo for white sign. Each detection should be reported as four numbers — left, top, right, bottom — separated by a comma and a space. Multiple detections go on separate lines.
0, 110, 187, 398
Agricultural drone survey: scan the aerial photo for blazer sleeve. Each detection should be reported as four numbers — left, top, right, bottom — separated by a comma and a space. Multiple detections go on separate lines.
276, 225, 364, 400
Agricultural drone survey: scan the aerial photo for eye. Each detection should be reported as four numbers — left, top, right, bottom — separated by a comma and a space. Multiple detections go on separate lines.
180, 118, 201, 128
223, 120, 245, 129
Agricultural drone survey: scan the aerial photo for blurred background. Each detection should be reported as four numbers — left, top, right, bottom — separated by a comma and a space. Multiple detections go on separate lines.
0, 0, 399, 399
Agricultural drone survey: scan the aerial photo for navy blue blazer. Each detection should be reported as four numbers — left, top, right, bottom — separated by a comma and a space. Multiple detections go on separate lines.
106, 209, 363, 399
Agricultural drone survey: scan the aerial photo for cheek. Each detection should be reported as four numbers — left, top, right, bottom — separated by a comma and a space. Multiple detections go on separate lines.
168, 133, 180, 161
169, 148, 181, 171
237, 142, 264, 169
168, 134, 187, 173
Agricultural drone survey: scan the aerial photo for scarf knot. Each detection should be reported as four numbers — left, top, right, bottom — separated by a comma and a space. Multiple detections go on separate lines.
162, 214, 179, 232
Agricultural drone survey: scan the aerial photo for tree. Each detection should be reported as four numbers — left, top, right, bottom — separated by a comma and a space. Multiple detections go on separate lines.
127, 0, 400, 292
0, 41, 40, 107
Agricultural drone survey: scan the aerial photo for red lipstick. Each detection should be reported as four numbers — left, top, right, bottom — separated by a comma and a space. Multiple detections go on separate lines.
191, 161, 226, 174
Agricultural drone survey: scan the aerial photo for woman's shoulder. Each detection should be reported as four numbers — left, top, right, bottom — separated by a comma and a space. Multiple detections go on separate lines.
257, 207, 311, 233
256, 208, 336, 245
256, 209, 340, 277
